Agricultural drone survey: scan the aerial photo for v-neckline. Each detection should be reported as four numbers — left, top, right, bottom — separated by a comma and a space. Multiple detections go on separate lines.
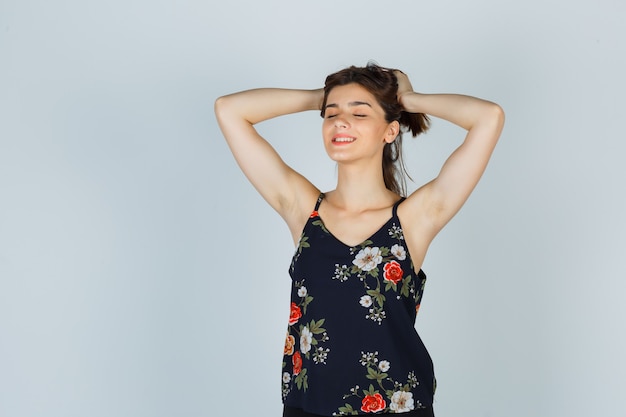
313, 193, 404, 248
315, 213, 396, 249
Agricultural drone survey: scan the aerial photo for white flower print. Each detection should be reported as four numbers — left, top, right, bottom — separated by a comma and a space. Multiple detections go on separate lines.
283, 372, 291, 383
388, 224, 404, 240
378, 360, 390, 372
300, 326, 313, 354
352, 247, 383, 272
359, 295, 373, 308
390, 391, 415, 413
313, 346, 330, 364
390, 244, 406, 261
366, 308, 386, 324
332, 264, 351, 282
297, 286, 308, 297
359, 351, 379, 366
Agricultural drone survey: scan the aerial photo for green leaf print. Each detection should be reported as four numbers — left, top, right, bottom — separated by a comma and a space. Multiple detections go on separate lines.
311, 219, 329, 234
295, 368, 308, 390
363, 384, 378, 396
309, 318, 326, 334
338, 403, 357, 415
384, 280, 398, 292
365, 366, 387, 383
366, 289, 386, 307
401, 275, 412, 298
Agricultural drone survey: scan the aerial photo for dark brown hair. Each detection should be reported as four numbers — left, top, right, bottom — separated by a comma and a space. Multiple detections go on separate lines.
321, 62, 430, 196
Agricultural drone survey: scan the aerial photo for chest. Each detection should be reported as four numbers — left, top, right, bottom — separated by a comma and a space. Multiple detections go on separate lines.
317, 206, 394, 248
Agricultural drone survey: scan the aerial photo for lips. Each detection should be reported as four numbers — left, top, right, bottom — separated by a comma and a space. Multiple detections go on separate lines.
332, 135, 356, 143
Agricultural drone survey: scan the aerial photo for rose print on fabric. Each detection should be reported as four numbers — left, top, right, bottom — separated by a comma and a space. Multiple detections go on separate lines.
326, 223, 417, 325
286, 200, 434, 414
360, 393, 386, 413
292, 351, 303, 375
334, 352, 422, 415
282, 279, 330, 400
383, 260, 403, 285
289, 302, 302, 325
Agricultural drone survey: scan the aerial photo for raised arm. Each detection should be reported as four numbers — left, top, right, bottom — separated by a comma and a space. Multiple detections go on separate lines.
214, 88, 324, 234
397, 72, 505, 235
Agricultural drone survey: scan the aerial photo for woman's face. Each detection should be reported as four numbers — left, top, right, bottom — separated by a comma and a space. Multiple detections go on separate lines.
322, 83, 398, 164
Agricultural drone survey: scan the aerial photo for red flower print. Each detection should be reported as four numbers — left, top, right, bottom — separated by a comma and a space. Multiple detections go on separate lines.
361, 393, 386, 413
383, 261, 403, 284
292, 351, 303, 375
310, 210, 319, 218
288, 302, 302, 325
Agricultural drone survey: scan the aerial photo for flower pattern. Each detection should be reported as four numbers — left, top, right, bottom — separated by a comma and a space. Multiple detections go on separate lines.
284, 195, 433, 415
359, 295, 373, 308
390, 390, 415, 413
328, 224, 417, 326
284, 333, 296, 356
335, 351, 422, 415
282, 278, 331, 400
353, 247, 383, 272
300, 326, 313, 354
360, 393, 386, 413
390, 244, 406, 261
288, 302, 302, 326
292, 351, 303, 376
383, 260, 403, 284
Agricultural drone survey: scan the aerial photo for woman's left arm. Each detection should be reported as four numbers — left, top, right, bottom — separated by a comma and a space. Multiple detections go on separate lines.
398, 72, 505, 233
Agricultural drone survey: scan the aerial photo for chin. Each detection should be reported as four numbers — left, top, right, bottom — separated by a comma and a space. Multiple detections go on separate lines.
325, 152, 351, 163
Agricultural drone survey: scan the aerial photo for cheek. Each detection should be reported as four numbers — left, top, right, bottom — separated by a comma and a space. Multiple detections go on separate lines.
321, 122, 334, 142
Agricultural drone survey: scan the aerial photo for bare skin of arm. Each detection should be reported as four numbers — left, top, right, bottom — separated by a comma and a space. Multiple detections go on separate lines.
214, 88, 325, 243
395, 72, 506, 268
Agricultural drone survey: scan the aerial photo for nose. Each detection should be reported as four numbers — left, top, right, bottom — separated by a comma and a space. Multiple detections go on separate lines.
334, 115, 348, 128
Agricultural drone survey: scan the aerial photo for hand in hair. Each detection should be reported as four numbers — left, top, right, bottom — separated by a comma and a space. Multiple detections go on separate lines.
394, 70, 415, 103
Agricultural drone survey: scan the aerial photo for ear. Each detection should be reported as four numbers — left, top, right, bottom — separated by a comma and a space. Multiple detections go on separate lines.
383, 121, 400, 144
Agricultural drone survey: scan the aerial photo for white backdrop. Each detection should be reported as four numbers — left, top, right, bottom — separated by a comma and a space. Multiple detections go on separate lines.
1, 1, 625, 416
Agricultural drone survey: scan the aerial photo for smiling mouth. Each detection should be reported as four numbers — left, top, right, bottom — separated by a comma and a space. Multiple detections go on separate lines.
332, 137, 356, 143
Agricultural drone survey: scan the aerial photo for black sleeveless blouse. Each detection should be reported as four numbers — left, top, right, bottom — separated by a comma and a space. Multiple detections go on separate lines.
281, 194, 436, 416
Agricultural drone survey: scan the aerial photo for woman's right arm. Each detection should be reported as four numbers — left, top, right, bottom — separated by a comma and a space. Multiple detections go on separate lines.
214, 88, 323, 232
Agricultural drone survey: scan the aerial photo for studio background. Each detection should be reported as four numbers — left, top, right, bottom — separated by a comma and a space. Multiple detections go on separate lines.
1, 1, 624, 416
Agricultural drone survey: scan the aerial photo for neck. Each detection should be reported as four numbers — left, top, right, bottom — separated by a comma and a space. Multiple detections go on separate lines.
331, 163, 398, 210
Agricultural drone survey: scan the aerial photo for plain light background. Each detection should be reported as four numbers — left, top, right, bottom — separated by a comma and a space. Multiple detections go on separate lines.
1, 1, 625, 416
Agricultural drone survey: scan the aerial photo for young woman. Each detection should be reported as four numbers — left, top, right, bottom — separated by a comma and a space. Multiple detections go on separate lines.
214, 63, 505, 416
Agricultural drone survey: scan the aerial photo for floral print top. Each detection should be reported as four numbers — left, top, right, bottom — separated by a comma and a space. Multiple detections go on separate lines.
282, 194, 436, 416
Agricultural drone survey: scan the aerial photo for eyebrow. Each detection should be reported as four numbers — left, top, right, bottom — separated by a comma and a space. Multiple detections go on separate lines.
324, 101, 373, 109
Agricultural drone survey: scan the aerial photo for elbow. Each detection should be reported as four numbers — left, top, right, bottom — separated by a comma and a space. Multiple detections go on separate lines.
214, 94, 243, 127
481, 102, 505, 137
214, 95, 229, 119
492, 102, 505, 129
214, 94, 253, 125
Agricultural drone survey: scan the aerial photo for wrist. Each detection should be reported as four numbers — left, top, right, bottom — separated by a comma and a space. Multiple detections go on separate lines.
399, 91, 425, 113
311, 88, 324, 111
